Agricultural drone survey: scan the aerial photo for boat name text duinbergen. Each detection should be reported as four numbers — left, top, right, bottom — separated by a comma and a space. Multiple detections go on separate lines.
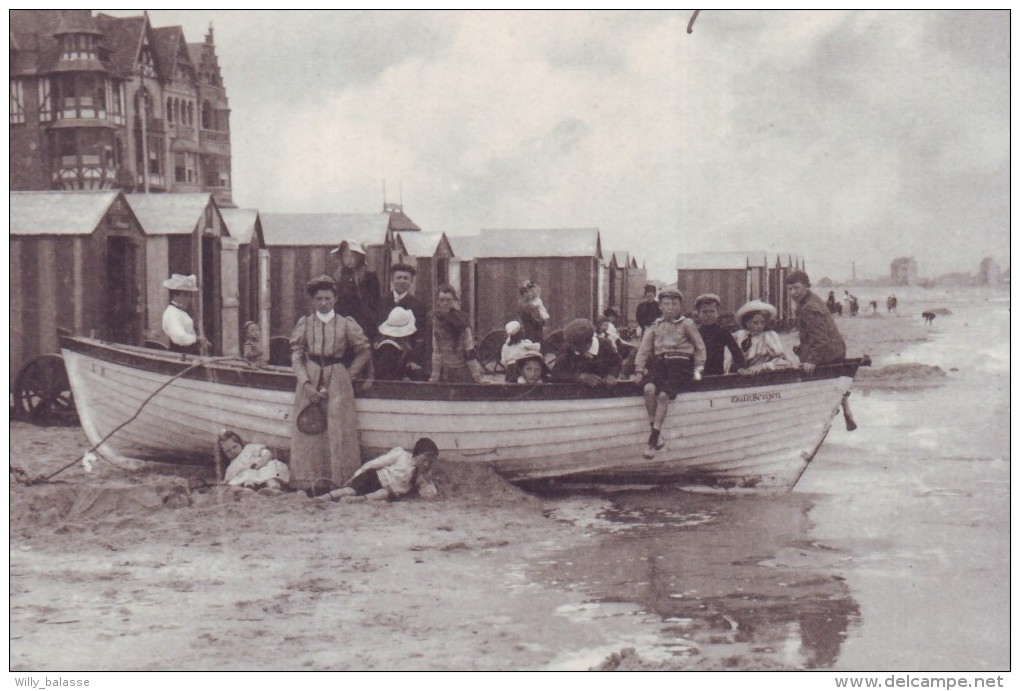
730, 391, 783, 404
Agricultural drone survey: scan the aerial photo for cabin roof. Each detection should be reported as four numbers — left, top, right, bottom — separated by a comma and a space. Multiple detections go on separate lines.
125, 193, 216, 235
220, 208, 262, 245
455, 228, 602, 260
10, 190, 122, 235
260, 213, 391, 248
395, 230, 448, 257
676, 252, 755, 270
746, 251, 768, 267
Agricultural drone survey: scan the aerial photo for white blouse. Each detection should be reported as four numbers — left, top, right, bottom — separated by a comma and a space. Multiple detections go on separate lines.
729, 329, 794, 373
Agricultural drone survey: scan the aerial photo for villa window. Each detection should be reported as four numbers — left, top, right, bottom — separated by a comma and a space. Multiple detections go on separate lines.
9, 79, 24, 124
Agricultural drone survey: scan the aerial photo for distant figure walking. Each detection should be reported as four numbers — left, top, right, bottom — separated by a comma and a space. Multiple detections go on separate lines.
922, 311, 936, 326
869, 300, 878, 313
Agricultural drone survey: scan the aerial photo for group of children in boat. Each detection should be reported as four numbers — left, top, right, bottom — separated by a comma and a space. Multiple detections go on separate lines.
168, 250, 847, 496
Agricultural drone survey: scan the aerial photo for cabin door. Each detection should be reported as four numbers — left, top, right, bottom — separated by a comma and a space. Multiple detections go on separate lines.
201, 235, 220, 354
219, 237, 240, 357
105, 235, 141, 345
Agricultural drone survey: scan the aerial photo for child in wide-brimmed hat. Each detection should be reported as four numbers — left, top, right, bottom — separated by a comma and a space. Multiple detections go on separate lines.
634, 288, 706, 458
373, 307, 423, 381
500, 320, 543, 383
731, 300, 793, 375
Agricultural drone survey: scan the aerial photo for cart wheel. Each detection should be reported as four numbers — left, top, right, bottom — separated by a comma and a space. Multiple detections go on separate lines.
541, 329, 565, 367
14, 354, 77, 426
477, 329, 508, 374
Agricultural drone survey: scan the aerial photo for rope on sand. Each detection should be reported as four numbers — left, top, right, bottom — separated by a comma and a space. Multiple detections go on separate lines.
12, 356, 254, 486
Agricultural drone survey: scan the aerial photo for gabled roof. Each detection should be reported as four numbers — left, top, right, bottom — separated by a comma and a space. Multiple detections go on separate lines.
125, 193, 217, 235
676, 252, 755, 271
10, 191, 124, 235
464, 228, 603, 260
260, 213, 392, 248
395, 231, 450, 258
746, 251, 768, 268
388, 210, 421, 231
609, 250, 630, 268
220, 208, 263, 246
151, 25, 190, 80
10, 10, 74, 75
94, 13, 147, 77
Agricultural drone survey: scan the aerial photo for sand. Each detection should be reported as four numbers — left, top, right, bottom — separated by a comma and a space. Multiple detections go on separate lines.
8, 294, 987, 671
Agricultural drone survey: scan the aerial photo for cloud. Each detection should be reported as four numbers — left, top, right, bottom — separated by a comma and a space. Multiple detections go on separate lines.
135, 10, 1007, 280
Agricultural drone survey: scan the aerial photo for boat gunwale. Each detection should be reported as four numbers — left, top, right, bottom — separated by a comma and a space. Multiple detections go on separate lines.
60, 336, 867, 402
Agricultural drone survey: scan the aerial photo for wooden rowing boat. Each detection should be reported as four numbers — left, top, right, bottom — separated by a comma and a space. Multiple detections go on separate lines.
61, 336, 867, 494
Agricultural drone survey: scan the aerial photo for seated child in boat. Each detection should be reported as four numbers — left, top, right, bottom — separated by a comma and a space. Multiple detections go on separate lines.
634, 289, 706, 459
319, 437, 439, 502
242, 321, 267, 366
514, 352, 550, 384
373, 307, 424, 381
694, 293, 746, 375
218, 430, 290, 493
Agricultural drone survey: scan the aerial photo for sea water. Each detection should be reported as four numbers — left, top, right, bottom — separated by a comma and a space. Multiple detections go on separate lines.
533, 287, 1010, 670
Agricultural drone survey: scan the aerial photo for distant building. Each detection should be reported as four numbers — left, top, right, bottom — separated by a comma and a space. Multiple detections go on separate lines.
9, 10, 233, 206
978, 257, 1001, 285
890, 257, 918, 286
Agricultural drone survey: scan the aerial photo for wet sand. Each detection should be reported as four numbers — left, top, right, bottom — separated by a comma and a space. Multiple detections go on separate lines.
9, 287, 1010, 670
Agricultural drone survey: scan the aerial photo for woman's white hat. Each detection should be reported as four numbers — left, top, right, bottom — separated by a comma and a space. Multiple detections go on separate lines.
735, 299, 778, 325
503, 340, 542, 365
162, 274, 198, 292
378, 307, 417, 338
504, 320, 522, 337
331, 239, 367, 256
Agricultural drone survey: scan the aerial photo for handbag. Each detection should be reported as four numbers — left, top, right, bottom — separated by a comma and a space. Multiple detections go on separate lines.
296, 400, 327, 435
297, 352, 329, 435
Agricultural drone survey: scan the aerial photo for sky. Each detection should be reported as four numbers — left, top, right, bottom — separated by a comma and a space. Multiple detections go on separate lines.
105, 10, 1009, 282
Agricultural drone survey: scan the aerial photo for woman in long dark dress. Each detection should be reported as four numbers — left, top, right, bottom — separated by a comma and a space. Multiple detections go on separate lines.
289, 275, 371, 494
331, 240, 381, 341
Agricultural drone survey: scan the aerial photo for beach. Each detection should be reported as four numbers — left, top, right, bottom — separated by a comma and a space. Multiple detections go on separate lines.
9, 286, 1010, 671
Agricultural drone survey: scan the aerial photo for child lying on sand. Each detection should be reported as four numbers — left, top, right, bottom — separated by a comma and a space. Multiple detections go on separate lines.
318, 437, 439, 502
218, 430, 290, 494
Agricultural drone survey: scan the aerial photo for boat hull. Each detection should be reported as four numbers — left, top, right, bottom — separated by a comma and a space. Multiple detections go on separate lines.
61, 337, 861, 494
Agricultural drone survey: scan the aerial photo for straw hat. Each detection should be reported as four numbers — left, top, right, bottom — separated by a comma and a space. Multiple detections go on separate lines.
735, 300, 778, 326
503, 340, 542, 365
162, 274, 198, 292
378, 307, 417, 338
331, 240, 367, 256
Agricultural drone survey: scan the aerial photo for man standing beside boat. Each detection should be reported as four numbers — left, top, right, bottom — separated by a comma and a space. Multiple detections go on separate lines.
786, 270, 846, 375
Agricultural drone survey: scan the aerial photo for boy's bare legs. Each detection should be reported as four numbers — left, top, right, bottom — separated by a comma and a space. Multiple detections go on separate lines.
318, 486, 356, 501
644, 390, 670, 458
642, 382, 657, 422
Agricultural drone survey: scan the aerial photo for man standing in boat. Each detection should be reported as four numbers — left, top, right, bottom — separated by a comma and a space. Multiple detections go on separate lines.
786, 270, 846, 375
378, 263, 430, 378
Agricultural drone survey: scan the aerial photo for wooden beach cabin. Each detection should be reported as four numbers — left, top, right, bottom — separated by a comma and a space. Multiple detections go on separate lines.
456, 228, 605, 338
259, 212, 403, 340
10, 190, 146, 420
676, 251, 763, 318
125, 192, 236, 355
607, 250, 647, 327
220, 207, 268, 353
769, 252, 802, 323
393, 231, 454, 313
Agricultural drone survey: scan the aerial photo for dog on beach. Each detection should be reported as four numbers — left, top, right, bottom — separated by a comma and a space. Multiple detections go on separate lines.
922, 311, 936, 326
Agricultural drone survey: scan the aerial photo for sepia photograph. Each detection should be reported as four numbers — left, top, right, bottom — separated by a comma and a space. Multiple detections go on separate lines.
8, 9, 1010, 678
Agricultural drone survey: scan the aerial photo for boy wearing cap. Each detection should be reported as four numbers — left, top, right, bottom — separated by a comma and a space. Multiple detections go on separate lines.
634, 284, 662, 338
694, 293, 746, 375
550, 318, 621, 387
634, 289, 706, 458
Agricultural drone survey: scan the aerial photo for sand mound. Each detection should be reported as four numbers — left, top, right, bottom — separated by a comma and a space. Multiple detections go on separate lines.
856, 363, 947, 389
9, 477, 191, 533
927, 307, 953, 315
432, 459, 538, 506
